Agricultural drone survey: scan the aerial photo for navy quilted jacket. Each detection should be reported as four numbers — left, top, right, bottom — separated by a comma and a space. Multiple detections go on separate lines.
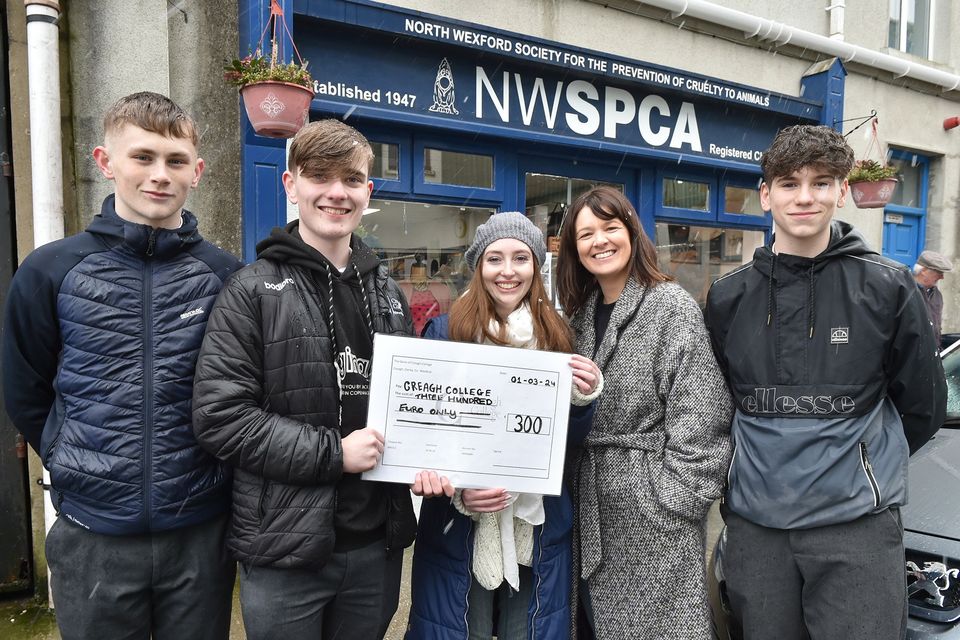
2, 195, 243, 535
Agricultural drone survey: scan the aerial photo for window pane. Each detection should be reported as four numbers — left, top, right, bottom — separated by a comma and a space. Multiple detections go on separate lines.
524, 172, 623, 303
655, 223, 766, 307
724, 185, 764, 216
363, 200, 495, 335
422, 148, 493, 188
888, 155, 923, 207
370, 142, 399, 180
662, 178, 710, 211
906, 0, 931, 57
888, 0, 902, 48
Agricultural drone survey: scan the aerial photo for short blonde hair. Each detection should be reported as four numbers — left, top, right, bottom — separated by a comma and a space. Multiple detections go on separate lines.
103, 92, 199, 147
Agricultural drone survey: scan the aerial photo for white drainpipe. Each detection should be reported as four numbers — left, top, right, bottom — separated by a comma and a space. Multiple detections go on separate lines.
633, 0, 960, 92
24, 0, 63, 606
25, 0, 64, 247
825, 1, 844, 41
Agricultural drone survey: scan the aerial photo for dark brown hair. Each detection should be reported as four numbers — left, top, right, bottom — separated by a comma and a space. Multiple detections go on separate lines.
448, 259, 574, 353
103, 92, 199, 147
760, 124, 854, 184
557, 186, 671, 317
287, 119, 374, 178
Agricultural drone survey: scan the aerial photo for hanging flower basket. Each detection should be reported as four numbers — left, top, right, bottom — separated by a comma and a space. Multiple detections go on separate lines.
240, 81, 312, 138
846, 117, 899, 210
847, 159, 899, 209
224, 0, 314, 139
850, 178, 898, 209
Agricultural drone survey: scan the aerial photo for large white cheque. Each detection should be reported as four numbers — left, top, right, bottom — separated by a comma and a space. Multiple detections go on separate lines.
362, 334, 572, 495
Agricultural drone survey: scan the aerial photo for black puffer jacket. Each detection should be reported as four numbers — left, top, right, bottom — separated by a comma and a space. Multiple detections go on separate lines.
193, 224, 416, 569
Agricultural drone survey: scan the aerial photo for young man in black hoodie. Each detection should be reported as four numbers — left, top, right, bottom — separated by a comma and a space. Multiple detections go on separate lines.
705, 125, 945, 638
193, 120, 416, 640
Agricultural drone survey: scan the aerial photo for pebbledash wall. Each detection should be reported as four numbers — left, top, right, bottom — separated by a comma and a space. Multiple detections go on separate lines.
238, 0, 960, 323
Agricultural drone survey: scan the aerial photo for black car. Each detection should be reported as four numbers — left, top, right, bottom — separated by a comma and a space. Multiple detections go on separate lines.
712, 340, 960, 638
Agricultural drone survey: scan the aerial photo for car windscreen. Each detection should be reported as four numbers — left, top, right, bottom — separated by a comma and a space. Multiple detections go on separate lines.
944, 345, 960, 424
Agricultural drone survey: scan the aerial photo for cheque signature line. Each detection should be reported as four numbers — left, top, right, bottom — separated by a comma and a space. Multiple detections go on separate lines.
395, 419, 490, 432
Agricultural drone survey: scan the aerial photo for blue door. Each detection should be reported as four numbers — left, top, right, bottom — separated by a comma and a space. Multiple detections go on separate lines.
882, 211, 920, 268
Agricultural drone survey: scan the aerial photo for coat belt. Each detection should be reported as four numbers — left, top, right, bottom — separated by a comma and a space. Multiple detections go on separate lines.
579, 431, 663, 580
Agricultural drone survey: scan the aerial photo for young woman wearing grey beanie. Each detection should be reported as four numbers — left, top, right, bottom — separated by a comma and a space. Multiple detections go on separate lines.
406, 211, 603, 640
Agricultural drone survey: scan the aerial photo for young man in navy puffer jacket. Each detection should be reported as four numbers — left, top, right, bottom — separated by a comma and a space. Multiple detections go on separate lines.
2, 92, 242, 640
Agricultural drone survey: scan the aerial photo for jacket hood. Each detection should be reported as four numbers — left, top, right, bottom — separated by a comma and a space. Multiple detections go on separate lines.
255, 221, 380, 277
86, 194, 202, 258
751, 220, 879, 339
753, 220, 876, 278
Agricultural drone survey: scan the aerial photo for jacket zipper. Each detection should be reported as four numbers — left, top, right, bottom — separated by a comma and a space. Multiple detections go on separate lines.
463, 513, 472, 638
859, 442, 881, 508
531, 523, 545, 640
142, 253, 155, 529
725, 442, 738, 488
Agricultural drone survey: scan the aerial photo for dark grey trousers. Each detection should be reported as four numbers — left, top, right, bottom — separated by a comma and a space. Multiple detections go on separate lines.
723, 507, 907, 640
238, 538, 403, 640
45, 513, 236, 640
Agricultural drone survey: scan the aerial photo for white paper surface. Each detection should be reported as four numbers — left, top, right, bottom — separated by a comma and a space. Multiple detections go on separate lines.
362, 334, 572, 495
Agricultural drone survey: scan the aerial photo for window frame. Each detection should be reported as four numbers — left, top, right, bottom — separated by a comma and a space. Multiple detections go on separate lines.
888, 0, 935, 58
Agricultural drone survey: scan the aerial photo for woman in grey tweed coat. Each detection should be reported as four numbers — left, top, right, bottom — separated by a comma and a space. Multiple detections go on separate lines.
557, 186, 733, 639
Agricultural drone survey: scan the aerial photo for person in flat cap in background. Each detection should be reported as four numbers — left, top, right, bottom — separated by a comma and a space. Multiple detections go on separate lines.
914, 250, 954, 347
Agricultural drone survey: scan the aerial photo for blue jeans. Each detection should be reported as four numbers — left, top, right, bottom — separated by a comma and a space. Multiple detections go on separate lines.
45, 513, 235, 640
239, 537, 402, 640
466, 565, 533, 640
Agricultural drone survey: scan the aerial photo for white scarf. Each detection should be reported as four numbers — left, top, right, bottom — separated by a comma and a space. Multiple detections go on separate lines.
462, 302, 546, 591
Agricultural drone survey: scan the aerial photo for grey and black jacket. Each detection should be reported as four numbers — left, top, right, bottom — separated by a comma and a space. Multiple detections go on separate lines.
705, 221, 945, 530
192, 223, 416, 569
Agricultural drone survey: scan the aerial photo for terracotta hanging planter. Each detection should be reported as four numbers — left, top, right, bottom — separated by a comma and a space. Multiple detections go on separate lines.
850, 178, 898, 209
240, 81, 313, 138
224, 0, 313, 139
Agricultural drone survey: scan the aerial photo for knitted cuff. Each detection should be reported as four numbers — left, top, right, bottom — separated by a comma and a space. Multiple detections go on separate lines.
571, 369, 604, 406
452, 489, 480, 520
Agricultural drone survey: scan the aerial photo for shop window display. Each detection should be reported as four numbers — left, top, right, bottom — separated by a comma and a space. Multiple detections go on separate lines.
364, 200, 495, 334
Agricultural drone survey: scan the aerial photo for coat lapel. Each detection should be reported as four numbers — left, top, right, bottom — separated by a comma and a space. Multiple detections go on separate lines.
572, 277, 647, 371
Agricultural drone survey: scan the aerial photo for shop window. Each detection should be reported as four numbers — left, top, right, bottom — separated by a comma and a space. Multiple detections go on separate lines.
662, 177, 710, 211
363, 199, 495, 335
370, 141, 399, 180
888, 0, 932, 58
655, 223, 766, 307
422, 148, 494, 188
723, 185, 764, 216
524, 172, 624, 302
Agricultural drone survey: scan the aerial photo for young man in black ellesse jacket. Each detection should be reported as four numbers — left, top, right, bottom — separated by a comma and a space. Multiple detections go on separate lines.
706, 125, 945, 639
193, 120, 416, 640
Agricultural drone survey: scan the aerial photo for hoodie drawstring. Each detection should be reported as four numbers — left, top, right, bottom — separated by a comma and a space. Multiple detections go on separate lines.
321, 261, 377, 428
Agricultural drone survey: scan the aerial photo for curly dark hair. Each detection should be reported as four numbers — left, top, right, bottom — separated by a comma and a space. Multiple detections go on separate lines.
760, 125, 854, 184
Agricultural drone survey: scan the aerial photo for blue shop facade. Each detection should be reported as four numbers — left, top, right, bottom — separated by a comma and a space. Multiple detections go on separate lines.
240, 0, 844, 319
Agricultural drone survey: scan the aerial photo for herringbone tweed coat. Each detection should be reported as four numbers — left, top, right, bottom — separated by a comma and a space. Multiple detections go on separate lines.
570, 278, 732, 639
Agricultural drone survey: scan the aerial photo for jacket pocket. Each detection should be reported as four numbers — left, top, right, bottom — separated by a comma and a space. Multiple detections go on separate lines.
859, 442, 882, 509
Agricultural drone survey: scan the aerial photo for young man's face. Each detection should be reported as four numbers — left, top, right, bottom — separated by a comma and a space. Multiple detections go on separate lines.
760, 166, 847, 257
282, 156, 373, 253
93, 124, 203, 229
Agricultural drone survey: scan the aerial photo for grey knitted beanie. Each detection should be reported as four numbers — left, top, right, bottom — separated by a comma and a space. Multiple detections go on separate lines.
464, 212, 547, 270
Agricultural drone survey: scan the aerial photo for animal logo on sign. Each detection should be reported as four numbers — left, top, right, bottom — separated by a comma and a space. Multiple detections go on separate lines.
429, 58, 459, 115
